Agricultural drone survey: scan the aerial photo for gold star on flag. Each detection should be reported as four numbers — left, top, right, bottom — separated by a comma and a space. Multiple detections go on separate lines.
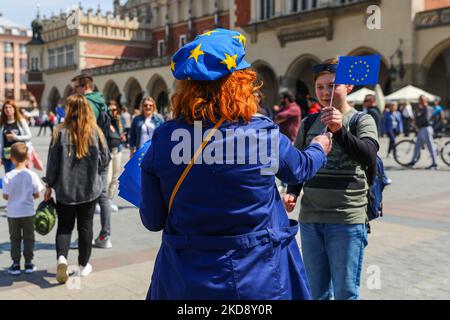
201, 30, 218, 37
170, 60, 175, 71
221, 53, 238, 71
233, 34, 247, 46
188, 44, 205, 63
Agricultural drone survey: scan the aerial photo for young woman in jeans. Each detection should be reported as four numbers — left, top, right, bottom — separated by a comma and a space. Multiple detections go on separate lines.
106, 100, 123, 212
44, 94, 110, 284
0, 100, 32, 174
284, 58, 379, 300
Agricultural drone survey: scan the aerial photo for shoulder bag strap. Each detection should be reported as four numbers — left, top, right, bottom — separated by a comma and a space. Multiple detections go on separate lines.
168, 117, 225, 214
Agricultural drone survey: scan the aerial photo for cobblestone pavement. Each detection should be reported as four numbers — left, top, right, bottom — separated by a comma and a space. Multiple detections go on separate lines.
0, 127, 449, 300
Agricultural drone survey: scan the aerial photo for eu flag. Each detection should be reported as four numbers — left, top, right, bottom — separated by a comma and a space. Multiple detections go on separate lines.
118, 140, 152, 208
335, 55, 381, 85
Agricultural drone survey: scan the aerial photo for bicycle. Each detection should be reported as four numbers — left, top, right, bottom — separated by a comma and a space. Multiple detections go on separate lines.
393, 134, 450, 167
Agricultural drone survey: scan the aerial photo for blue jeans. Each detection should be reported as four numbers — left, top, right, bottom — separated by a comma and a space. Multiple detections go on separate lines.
300, 223, 368, 300
3, 158, 15, 174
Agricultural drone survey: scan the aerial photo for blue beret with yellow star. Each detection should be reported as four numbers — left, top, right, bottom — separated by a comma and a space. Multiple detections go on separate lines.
170, 28, 251, 81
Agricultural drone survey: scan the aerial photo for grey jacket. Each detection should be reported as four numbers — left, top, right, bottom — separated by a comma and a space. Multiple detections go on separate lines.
45, 127, 110, 205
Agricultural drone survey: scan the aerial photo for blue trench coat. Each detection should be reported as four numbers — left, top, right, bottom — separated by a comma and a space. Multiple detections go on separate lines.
140, 115, 327, 300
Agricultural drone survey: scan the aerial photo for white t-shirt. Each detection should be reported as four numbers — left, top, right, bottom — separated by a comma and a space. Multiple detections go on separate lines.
139, 117, 156, 148
3, 168, 44, 218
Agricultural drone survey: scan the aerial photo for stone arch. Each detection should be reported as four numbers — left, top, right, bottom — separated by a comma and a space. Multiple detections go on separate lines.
63, 85, 73, 100
347, 47, 390, 93
147, 74, 170, 116
284, 54, 321, 115
47, 87, 61, 111
124, 77, 144, 111
253, 60, 279, 116
420, 38, 450, 103
103, 80, 121, 105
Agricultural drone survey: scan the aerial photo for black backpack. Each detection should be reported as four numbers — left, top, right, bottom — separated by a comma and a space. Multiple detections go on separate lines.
96, 106, 121, 151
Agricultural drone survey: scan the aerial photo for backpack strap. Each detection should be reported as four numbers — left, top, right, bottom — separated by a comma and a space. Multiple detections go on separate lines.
348, 111, 377, 185
303, 113, 321, 136
168, 117, 226, 214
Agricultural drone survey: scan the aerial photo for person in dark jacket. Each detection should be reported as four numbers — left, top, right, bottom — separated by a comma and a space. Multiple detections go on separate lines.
44, 94, 109, 284
382, 102, 403, 157
140, 29, 332, 300
407, 95, 438, 169
364, 94, 382, 137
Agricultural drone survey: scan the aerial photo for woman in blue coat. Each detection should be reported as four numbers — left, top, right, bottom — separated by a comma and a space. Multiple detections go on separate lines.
139, 29, 332, 300
383, 102, 403, 157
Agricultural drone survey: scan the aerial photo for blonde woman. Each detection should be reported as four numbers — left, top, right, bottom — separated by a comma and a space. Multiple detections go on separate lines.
44, 94, 110, 284
129, 97, 164, 158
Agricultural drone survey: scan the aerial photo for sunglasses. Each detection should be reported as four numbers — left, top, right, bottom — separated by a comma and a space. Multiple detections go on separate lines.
313, 64, 337, 74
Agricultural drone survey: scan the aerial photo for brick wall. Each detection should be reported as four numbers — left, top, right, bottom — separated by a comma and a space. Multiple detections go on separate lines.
425, 0, 450, 10
235, 0, 251, 27
84, 42, 152, 66
152, 14, 230, 57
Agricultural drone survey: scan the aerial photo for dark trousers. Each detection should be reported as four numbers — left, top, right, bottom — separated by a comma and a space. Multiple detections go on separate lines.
386, 130, 396, 155
56, 199, 97, 266
8, 217, 35, 264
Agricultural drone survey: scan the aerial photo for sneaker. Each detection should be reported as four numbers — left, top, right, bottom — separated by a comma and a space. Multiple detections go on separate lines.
79, 263, 92, 277
56, 256, 69, 284
7, 263, 21, 276
110, 203, 119, 212
405, 161, 416, 168
24, 263, 36, 274
385, 178, 393, 185
93, 234, 112, 249
95, 203, 101, 214
70, 239, 78, 249
426, 164, 439, 170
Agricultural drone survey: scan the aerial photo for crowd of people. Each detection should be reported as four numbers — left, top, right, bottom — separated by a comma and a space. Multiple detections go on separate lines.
1, 73, 165, 281
0, 27, 448, 300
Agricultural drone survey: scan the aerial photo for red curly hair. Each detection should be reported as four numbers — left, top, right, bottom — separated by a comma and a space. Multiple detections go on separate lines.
171, 69, 262, 125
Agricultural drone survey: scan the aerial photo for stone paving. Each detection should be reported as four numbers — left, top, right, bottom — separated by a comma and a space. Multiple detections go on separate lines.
0, 127, 449, 300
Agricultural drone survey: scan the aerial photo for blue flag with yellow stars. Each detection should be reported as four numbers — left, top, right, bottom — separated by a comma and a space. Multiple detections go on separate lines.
118, 140, 152, 208
335, 55, 381, 85
171, 28, 251, 81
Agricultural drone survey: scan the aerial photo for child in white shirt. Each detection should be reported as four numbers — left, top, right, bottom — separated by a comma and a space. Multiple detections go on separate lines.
3, 142, 43, 275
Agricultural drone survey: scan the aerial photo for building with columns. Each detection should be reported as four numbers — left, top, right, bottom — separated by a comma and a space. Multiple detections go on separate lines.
26, 0, 450, 115
0, 14, 32, 107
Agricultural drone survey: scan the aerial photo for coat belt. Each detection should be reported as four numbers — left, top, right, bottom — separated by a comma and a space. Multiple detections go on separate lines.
162, 219, 298, 250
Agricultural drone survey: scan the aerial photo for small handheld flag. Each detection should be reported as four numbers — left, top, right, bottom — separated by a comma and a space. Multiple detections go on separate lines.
118, 140, 152, 208
335, 55, 381, 85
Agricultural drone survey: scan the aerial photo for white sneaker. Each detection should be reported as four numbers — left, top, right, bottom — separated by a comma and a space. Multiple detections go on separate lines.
79, 263, 92, 277
95, 204, 101, 214
56, 256, 69, 284
110, 204, 119, 212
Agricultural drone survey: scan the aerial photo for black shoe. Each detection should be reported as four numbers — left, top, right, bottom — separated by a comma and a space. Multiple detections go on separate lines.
24, 263, 36, 274
7, 264, 21, 276
425, 164, 439, 170
405, 161, 416, 167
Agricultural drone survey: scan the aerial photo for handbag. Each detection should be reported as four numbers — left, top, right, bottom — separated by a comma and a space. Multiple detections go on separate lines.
30, 148, 44, 171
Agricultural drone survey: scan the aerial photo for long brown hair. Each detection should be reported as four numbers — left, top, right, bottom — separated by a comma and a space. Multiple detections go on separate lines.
171, 69, 262, 125
54, 94, 105, 159
0, 100, 22, 126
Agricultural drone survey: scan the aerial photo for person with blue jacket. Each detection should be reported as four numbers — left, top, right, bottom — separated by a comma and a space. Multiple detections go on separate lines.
139, 29, 332, 300
129, 97, 164, 158
382, 102, 403, 157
